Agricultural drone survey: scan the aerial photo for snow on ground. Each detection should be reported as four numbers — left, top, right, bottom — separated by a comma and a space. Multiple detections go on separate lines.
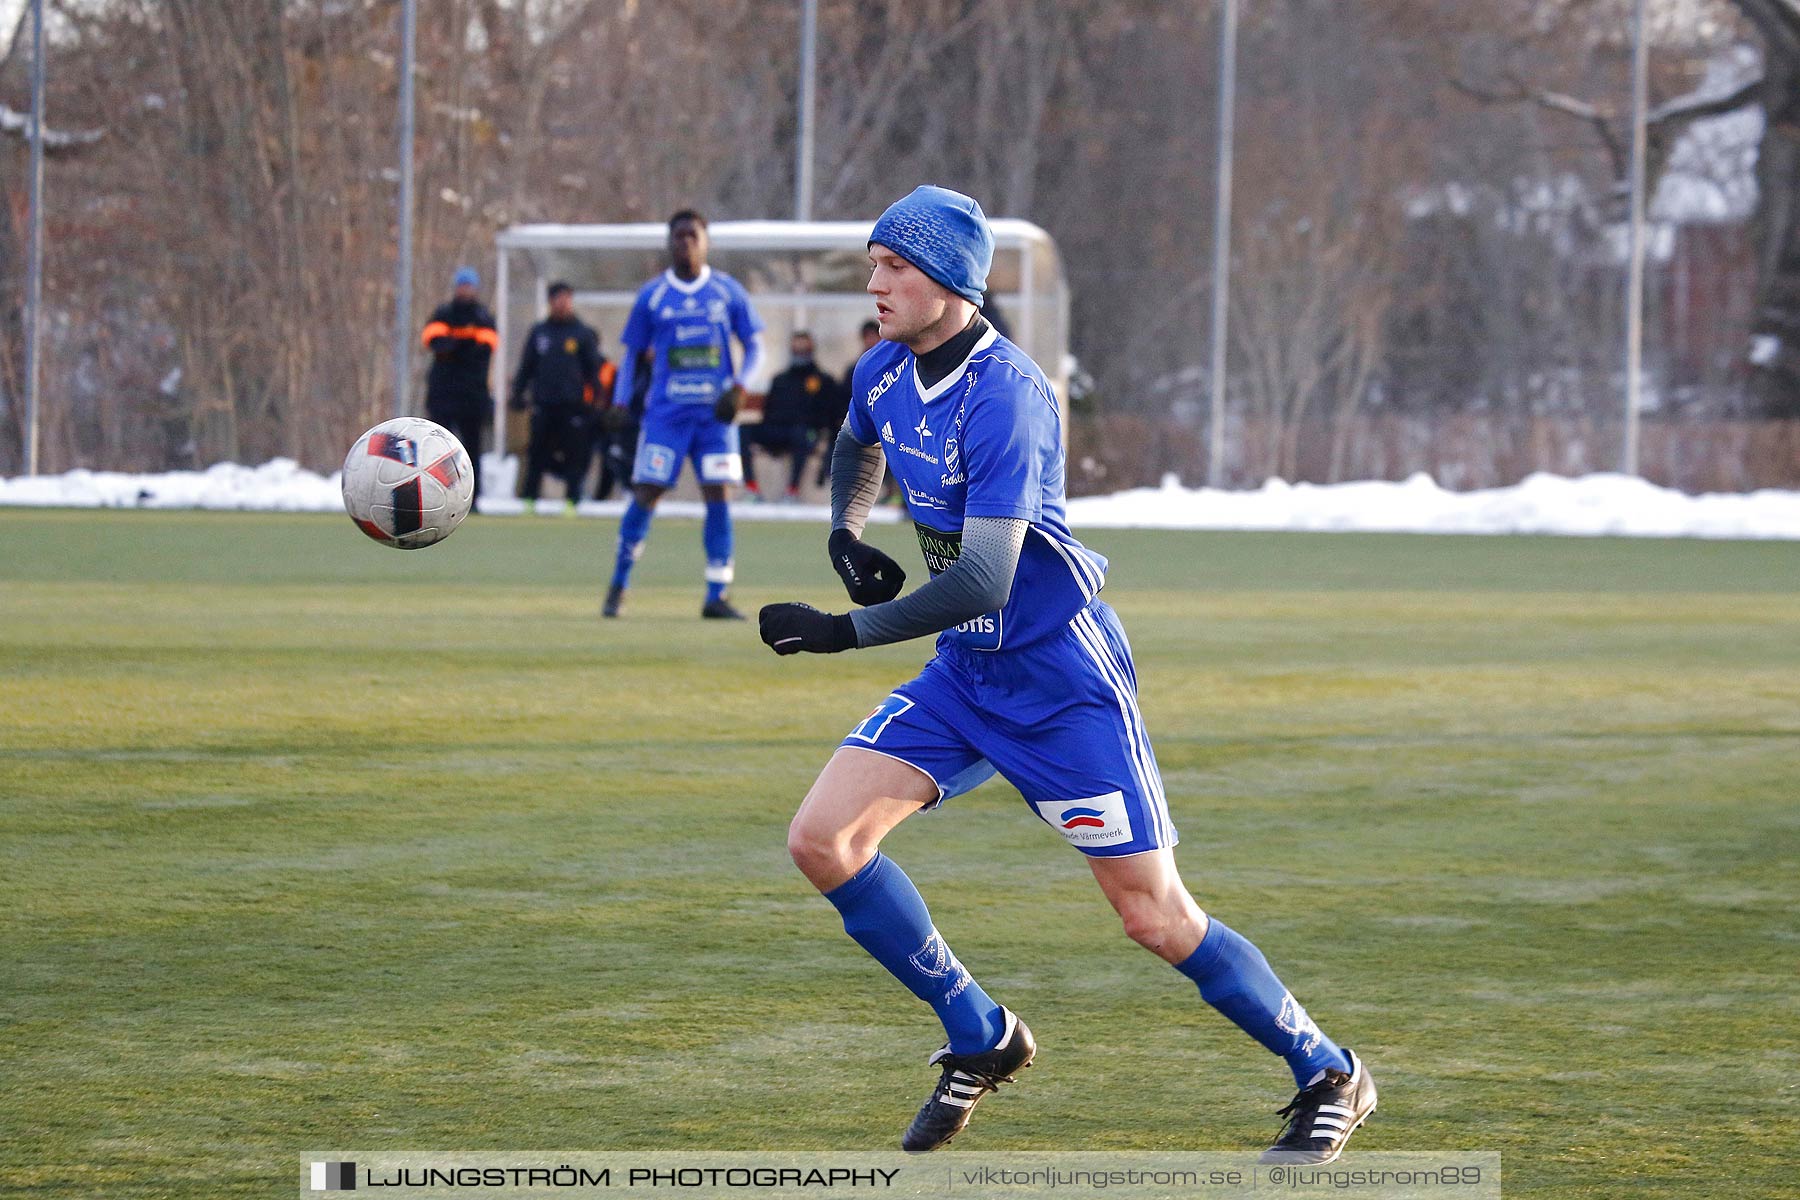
2, 458, 1799, 541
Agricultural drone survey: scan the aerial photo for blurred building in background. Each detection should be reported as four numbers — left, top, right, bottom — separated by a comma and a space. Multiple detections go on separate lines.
1, 0, 1796, 492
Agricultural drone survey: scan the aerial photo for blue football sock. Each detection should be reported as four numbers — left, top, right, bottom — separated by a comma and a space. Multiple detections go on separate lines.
1176, 916, 1352, 1087
612, 499, 653, 589
824, 853, 1005, 1055
702, 499, 733, 603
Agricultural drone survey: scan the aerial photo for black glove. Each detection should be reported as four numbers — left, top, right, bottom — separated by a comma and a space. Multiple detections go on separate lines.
759, 603, 857, 655
713, 383, 744, 423
828, 527, 907, 606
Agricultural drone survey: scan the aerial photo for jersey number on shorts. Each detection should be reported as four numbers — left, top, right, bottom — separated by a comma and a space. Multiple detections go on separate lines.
848, 693, 914, 744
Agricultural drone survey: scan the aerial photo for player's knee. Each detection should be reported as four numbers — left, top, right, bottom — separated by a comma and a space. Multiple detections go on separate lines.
1116, 892, 1180, 952
786, 814, 852, 885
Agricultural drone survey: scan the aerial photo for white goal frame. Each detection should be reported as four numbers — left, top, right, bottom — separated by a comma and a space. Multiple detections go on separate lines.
490, 220, 1070, 491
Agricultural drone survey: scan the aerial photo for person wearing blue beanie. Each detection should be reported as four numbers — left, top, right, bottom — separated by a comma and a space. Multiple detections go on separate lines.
756, 185, 1376, 1158
867, 185, 994, 305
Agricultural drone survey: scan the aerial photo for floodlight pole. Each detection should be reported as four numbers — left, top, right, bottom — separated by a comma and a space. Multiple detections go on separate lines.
393, 0, 417, 418
795, 0, 817, 221
22, 0, 46, 475
1206, 0, 1238, 488
1621, 0, 1649, 477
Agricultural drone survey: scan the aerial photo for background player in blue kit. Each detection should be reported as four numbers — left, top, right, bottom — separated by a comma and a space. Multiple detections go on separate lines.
759, 186, 1378, 1160
605, 210, 767, 620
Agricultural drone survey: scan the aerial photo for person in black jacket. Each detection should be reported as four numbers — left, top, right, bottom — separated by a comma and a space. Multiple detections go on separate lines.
421, 267, 498, 508
743, 330, 843, 501
594, 349, 648, 501
820, 318, 882, 490
509, 281, 603, 511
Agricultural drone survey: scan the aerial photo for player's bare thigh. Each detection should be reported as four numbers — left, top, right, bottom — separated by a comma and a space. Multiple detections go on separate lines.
1087, 847, 1210, 964
787, 746, 936, 892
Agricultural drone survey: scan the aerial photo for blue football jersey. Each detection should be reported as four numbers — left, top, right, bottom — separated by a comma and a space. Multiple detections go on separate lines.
847, 326, 1108, 651
621, 266, 764, 409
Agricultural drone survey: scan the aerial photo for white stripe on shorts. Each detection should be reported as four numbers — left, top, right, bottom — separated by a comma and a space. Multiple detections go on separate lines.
1078, 609, 1173, 847
1070, 610, 1172, 848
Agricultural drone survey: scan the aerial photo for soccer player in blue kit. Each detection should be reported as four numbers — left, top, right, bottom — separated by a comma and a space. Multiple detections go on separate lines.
759, 187, 1377, 1160
606, 210, 767, 620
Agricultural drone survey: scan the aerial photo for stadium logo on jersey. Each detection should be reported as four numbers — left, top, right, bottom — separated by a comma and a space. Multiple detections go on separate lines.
1029, 791, 1133, 848
914, 414, 932, 440
865, 364, 905, 408
881, 421, 895, 444
682, 296, 698, 311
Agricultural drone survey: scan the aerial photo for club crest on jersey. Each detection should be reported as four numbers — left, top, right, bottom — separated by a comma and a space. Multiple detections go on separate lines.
707, 298, 728, 322
1029, 791, 1133, 848
940, 434, 962, 486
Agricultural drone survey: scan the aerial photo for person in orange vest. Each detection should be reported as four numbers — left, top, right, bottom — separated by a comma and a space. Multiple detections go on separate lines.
420, 266, 499, 509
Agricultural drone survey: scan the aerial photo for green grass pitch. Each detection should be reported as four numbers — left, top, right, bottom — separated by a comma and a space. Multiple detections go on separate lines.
1, 509, 1796, 1197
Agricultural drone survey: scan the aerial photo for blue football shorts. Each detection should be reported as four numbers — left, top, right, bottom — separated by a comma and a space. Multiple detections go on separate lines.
839, 599, 1178, 858
632, 403, 742, 487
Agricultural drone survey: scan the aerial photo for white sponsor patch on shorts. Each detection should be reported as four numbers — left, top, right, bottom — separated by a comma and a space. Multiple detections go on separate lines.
1028, 790, 1133, 849
699, 451, 742, 482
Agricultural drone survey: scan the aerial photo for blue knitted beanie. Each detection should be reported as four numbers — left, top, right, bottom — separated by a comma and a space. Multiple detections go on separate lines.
868, 185, 993, 304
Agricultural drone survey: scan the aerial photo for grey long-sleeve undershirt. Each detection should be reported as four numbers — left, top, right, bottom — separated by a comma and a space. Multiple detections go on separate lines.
828, 426, 1028, 649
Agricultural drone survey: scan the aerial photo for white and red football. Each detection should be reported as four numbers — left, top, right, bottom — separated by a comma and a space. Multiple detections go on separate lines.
340, 417, 474, 549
